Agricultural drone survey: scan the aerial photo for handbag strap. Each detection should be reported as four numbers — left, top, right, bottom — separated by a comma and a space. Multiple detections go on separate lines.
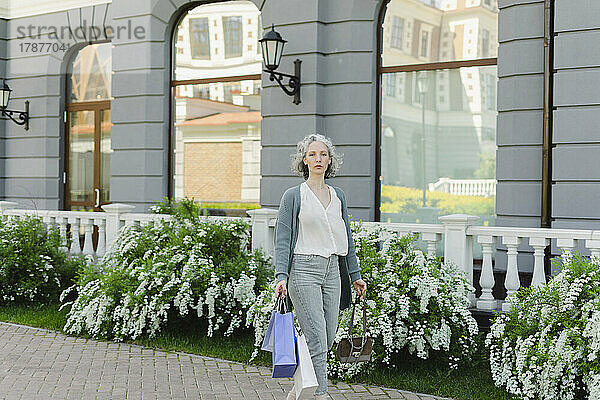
346, 292, 368, 344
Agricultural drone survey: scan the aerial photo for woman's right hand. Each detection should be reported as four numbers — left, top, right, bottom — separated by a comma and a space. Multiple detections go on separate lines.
275, 280, 287, 298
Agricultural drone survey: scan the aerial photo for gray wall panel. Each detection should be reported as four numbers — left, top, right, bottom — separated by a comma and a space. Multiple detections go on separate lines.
495, 215, 541, 228
496, 110, 543, 145
555, 31, 600, 69
318, 0, 378, 22
0, 177, 59, 198
5, 54, 61, 78
3, 75, 60, 98
553, 145, 600, 180
111, 0, 176, 21
111, 149, 165, 176
112, 42, 166, 71
498, 2, 543, 42
3, 157, 58, 178
263, 84, 373, 116
2, 137, 59, 157
260, 116, 325, 146
0, 197, 59, 209
555, 0, 600, 32
3, 117, 60, 139
111, 96, 166, 124
110, 123, 168, 150
110, 176, 166, 205
554, 69, 600, 106
499, 0, 542, 7
497, 75, 543, 111
496, 146, 542, 180
112, 70, 168, 97
496, 182, 541, 216
497, 39, 543, 77
553, 183, 600, 219
553, 107, 600, 143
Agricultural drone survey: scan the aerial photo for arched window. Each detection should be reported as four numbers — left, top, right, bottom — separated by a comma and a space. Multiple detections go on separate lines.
65, 42, 112, 211
378, 0, 498, 225
171, 1, 262, 214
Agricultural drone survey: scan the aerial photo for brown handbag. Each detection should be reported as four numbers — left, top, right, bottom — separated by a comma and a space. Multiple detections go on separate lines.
336, 296, 373, 364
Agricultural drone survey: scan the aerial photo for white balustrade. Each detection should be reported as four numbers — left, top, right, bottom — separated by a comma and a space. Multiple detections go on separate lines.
5, 200, 600, 316
529, 237, 549, 287
502, 236, 522, 313
68, 216, 81, 255
477, 235, 497, 310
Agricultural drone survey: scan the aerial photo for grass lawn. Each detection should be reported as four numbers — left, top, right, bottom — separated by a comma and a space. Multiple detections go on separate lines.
0, 304, 513, 400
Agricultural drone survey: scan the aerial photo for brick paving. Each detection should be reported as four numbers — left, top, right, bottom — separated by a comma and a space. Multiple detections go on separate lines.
0, 322, 451, 400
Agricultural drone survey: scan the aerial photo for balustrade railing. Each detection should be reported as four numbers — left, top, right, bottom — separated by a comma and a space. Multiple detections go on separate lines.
2, 200, 598, 313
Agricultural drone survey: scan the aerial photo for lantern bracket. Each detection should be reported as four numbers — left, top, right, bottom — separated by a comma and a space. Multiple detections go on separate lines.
2, 100, 29, 131
264, 59, 301, 105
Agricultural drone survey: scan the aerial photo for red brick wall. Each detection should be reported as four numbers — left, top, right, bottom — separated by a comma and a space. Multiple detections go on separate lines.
184, 142, 242, 201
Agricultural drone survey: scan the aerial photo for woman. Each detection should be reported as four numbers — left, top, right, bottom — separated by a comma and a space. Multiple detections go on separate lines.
274, 134, 367, 399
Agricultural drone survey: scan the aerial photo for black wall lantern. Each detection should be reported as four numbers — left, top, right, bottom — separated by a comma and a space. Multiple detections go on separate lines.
259, 25, 301, 105
0, 80, 29, 130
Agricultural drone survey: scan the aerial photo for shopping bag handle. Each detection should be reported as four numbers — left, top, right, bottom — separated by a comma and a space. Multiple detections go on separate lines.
275, 293, 288, 314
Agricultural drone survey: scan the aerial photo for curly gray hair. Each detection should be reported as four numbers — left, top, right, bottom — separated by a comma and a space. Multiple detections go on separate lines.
290, 134, 343, 180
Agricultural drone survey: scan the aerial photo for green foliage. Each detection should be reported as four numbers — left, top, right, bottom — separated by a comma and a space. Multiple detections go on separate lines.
63, 214, 273, 340
381, 185, 494, 216
327, 223, 478, 380
487, 253, 600, 400
150, 197, 260, 218
0, 216, 87, 304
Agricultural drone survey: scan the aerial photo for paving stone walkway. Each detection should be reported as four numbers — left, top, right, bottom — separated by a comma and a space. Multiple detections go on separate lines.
0, 322, 451, 400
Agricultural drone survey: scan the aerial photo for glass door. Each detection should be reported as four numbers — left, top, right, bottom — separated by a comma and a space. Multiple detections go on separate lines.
66, 101, 111, 211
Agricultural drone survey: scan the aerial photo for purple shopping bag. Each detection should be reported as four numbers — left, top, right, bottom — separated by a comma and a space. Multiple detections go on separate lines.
272, 296, 297, 378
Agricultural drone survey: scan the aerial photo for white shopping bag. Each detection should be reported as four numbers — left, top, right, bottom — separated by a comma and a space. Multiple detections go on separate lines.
294, 331, 318, 399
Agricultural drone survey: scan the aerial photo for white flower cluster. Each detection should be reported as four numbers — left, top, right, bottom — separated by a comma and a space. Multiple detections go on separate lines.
486, 253, 600, 400
63, 218, 269, 341
326, 223, 478, 379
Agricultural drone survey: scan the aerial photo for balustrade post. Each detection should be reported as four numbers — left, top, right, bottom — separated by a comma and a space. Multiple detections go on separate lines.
101, 203, 135, 252
68, 216, 81, 254
247, 208, 279, 259
557, 238, 576, 264
477, 235, 498, 310
502, 236, 522, 312
421, 232, 441, 258
95, 218, 106, 259
587, 231, 600, 262
439, 214, 479, 306
56, 216, 69, 252
0, 201, 18, 215
530, 237, 550, 287
81, 218, 95, 256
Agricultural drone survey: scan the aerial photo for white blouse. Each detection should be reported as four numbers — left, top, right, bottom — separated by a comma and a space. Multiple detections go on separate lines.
293, 182, 348, 258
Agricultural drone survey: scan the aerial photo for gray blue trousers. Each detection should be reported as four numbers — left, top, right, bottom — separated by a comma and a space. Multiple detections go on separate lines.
288, 254, 341, 396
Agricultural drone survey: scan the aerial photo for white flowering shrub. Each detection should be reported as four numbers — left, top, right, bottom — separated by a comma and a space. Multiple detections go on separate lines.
247, 222, 478, 376
327, 223, 478, 379
486, 253, 600, 400
0, 215, 85, 304
63, 215, 272, 341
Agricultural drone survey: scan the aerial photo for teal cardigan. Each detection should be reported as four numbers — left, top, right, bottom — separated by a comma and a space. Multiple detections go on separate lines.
274, 184, 362, 311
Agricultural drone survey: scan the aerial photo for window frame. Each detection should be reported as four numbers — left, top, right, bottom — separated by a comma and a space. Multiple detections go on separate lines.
375, 0, 498, 222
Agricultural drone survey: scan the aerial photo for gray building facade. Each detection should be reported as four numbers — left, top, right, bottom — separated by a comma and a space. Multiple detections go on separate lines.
0, 0, 598, 229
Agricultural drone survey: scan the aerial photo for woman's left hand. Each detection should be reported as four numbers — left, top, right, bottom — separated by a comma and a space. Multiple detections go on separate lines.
352, 279, 367, 299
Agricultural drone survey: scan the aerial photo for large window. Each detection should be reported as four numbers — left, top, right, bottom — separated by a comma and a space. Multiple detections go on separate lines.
190, 18, 211, 59
379, 0, 498, 225
223, 16, 243, 58
66, 43, 112, 212
172, 2, 262, 213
